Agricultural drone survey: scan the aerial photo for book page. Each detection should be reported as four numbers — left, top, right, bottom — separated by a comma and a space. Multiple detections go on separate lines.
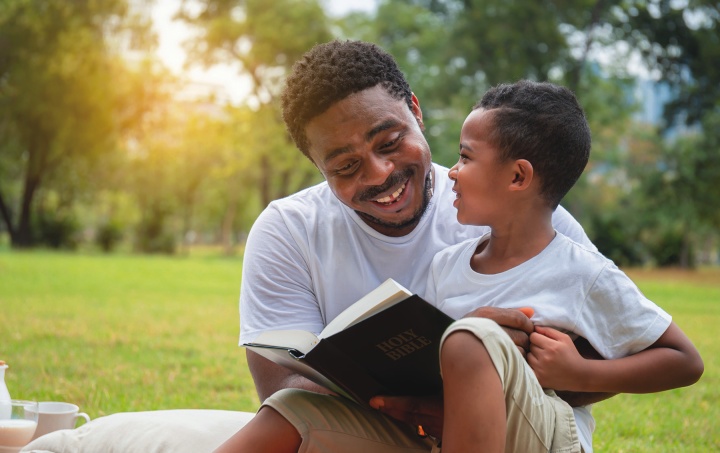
320, 278, 412, 339
245, 342, 353, 400
247, 329, 320, 354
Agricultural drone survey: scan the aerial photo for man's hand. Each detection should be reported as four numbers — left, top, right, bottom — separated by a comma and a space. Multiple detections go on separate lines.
369, 395, 444, 438
462, 306, 535, 356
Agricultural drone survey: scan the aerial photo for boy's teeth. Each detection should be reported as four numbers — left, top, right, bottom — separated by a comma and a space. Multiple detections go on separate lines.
375, 183, 406, 204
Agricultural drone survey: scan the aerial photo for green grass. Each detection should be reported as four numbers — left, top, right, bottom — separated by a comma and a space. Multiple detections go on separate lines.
1, 251, 719, 451
0, 249, 259, 417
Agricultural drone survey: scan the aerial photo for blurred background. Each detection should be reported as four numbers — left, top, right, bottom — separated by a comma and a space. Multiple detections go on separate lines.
1, 0, 719, 268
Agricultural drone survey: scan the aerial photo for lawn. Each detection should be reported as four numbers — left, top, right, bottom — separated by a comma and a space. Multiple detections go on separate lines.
1, 250, 718, 451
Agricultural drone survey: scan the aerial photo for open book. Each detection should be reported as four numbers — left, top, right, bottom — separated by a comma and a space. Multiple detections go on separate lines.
243, 279, 454, 405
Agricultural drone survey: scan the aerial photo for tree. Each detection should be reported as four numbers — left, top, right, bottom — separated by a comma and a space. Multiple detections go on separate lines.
0, 0, 155, 247
178, 0, 331, 206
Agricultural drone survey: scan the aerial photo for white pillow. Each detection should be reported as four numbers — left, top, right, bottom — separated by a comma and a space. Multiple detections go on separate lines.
21, 409, 255, 453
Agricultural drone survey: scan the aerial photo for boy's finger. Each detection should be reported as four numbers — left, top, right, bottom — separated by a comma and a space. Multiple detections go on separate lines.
535, 325, 569, 341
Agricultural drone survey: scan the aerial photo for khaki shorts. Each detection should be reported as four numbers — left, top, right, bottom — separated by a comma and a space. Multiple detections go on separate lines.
262, 318, 580, 453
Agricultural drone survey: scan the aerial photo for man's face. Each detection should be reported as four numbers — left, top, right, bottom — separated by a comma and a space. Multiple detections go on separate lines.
305, 85, 433, 237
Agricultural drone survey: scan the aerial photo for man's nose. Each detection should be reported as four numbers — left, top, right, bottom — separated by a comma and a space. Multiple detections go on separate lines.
362, 153, 395, 186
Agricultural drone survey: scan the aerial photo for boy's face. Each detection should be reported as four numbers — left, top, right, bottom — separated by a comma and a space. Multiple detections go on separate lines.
304, 85, 433, 237
450, 108, 517, 226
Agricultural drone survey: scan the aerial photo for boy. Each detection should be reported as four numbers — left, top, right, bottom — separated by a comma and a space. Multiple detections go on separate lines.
421, 80, 704, 452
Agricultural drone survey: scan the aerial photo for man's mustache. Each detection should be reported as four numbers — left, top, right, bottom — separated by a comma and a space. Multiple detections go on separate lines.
358, 168, 414, 201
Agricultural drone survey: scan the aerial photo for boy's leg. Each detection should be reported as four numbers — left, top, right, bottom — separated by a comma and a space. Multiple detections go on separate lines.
263, 388, 436, 453
441, 330, 506, 453
440, 318, 580, 453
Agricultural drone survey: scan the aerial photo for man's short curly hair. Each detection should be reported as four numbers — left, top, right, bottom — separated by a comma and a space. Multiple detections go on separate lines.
281, 40, 413, 158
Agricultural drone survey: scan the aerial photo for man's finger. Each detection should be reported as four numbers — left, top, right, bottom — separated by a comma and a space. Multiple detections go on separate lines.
504, 327, 531, 352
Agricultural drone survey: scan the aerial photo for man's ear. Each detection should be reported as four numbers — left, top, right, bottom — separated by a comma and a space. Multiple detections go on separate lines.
509, 159, 533, 191
411, 92, 424, 131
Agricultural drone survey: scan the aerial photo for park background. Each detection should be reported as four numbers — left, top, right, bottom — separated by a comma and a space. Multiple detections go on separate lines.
1, 0, 719, 451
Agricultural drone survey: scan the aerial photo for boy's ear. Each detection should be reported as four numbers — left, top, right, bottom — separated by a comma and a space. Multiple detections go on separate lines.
509, 159, 533, 191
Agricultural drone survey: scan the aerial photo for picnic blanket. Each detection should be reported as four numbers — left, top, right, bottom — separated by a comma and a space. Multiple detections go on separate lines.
21, 409, 255, 453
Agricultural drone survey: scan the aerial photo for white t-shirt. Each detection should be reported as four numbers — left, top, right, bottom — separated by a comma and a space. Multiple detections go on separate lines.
425, 231, 672, 453
239, 163, 595, 344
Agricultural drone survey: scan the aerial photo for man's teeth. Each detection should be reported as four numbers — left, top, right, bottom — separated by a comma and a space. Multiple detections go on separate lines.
375, 183, 406, 204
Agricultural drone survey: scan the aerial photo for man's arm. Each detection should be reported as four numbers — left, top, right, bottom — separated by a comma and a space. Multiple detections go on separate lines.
247, 350, 333, 401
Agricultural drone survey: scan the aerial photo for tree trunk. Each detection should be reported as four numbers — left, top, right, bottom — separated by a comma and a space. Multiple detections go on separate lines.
259, 154, 271, 207
0, 188, 16, 244
220, 186, 238, 256
14, 171, 40, 248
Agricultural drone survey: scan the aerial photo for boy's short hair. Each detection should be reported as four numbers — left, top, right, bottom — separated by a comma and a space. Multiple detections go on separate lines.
281, 40, 413, 158
477, 80, 591, 209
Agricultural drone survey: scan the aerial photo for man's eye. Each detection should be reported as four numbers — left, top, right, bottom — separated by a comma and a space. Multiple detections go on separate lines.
380, 136, 400, 150
335, 161, 358, 175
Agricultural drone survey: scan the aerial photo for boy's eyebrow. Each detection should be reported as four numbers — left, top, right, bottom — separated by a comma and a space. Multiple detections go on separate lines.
459, 143, 474, 152
324, 119, 400, 164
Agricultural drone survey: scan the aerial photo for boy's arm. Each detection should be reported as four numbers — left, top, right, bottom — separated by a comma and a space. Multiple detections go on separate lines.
554, 336, 616, 406
528, 322, 704, 394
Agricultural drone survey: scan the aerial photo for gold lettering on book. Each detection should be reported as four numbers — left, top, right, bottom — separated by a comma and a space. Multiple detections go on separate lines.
375, 329, 432, 361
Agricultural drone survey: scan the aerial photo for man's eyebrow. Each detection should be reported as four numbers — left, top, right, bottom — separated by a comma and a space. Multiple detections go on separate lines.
324, 146, 352, 164
366, 119, 400, 142
324, 119, 401, 164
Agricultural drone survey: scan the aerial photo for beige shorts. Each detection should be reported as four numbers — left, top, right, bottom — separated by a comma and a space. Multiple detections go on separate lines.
262, 318, 580, 453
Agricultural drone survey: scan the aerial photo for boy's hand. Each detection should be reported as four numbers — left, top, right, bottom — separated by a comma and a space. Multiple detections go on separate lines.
528, 326, 586, 391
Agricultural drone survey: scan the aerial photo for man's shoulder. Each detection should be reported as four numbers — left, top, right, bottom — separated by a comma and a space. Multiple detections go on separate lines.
265, 181, 338, 217
554, 232, 611, 273
252, 181, 346, 236
432, 236, 479, 268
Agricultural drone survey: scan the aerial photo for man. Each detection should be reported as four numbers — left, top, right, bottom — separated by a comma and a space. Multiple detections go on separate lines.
230, 40, 605, 452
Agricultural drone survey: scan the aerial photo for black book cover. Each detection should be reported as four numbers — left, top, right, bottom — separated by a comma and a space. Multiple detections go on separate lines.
299, 295, 454, 404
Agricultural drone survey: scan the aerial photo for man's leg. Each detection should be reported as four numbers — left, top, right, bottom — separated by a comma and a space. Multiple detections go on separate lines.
441, 330, 506, 453
228, 389, 435, 453
213, 405, 301, 453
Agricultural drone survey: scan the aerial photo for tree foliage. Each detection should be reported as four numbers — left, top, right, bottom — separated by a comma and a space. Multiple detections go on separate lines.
0, 0, 156, 247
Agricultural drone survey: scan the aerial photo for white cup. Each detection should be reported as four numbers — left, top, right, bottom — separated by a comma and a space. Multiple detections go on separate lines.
27, 402, 90, 441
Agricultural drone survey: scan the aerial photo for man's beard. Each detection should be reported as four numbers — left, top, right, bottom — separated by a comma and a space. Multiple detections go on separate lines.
355, 169, 433, 232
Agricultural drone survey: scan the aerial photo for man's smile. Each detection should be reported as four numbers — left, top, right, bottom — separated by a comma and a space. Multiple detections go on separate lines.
373, 181, 407, 205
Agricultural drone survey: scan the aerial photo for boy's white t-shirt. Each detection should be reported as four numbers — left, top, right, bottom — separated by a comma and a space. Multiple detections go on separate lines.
239, 164, 595, 344
425, 232, 672, 453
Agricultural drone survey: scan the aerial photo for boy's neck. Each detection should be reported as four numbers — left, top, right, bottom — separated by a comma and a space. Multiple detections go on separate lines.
470, 210, 555, 275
